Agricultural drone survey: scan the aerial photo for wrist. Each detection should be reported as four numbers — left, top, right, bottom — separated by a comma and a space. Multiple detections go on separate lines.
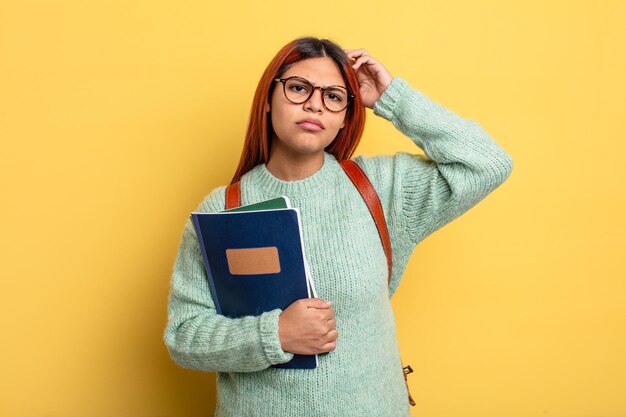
260, 309, 294, 364
277, 312, 292, 353
378, 74, 393, 96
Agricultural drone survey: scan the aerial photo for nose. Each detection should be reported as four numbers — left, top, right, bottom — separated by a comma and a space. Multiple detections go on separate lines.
303, 87, 324, 112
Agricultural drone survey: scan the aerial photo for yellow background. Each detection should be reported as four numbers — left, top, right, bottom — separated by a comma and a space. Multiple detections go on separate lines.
1, 0, 624, 416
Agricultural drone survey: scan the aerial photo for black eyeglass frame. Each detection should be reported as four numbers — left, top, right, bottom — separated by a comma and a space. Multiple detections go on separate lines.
273, 76, 355, 113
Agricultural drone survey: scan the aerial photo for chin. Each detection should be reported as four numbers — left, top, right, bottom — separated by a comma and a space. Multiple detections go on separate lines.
288, 140, 332, 155
289, 147, 326, 157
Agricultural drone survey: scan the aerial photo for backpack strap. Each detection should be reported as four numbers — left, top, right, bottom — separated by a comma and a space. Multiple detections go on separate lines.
338, 159, 392, 286
338, 160, 415, 406
225, 181, 240, 210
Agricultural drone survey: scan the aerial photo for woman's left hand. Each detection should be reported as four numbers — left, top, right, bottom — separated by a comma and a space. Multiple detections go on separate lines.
344, 48, 393, 109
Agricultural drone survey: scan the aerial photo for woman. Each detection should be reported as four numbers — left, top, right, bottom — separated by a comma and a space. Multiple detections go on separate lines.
164, 36, 513, 417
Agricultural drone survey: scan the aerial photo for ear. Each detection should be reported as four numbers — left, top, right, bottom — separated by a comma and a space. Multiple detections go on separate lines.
265, 101, 270, 113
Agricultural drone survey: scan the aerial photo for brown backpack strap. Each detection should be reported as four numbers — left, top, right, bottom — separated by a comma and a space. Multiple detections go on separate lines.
339, 159, 392, 285
339, 160, 416, 406
225, 181, 241, 210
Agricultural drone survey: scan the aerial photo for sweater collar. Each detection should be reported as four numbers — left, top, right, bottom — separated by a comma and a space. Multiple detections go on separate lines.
243, 152, 341, 199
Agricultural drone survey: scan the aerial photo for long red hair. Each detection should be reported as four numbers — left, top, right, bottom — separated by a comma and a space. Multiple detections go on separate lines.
229, 37, 366, 184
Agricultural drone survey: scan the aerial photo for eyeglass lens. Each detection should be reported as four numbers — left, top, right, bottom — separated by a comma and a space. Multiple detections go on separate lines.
283, 77, 349, 112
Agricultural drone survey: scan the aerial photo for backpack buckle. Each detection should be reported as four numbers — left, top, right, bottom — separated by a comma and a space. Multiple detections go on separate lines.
402, 364, 416, 406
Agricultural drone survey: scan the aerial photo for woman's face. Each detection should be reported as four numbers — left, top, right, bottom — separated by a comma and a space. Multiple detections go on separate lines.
266, 57, 347, 159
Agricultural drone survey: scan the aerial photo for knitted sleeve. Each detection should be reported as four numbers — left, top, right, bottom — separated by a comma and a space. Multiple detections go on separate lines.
163, 186, 294, 372
354, 77, 513, 295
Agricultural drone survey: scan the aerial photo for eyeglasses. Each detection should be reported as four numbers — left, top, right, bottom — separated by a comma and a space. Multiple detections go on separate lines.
274, 76, 354, 113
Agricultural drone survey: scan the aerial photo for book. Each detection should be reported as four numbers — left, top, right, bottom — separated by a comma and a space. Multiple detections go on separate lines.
222, 196, 317, 298
191, 198, 318, 369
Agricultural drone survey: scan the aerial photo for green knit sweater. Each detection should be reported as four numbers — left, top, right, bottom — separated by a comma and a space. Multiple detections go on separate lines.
164, 76, 513, 417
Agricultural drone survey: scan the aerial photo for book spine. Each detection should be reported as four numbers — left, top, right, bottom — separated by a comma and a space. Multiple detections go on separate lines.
190, 213, 223, 315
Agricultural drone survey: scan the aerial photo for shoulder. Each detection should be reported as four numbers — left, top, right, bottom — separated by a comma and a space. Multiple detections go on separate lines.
195, 185, 228, 213
178, 184, 228, 242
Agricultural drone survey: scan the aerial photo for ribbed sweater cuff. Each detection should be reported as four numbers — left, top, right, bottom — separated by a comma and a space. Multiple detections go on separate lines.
373, 76, 411, 120
259, 309, 294, 365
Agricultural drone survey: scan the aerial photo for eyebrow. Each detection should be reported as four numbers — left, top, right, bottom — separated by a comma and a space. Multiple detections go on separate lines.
290, 76, 347, 89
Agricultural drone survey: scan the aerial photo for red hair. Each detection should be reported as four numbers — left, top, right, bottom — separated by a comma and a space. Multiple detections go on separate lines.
229, 37, 366, 185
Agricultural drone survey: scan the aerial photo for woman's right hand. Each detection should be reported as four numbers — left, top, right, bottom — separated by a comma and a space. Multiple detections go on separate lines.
278, 298, 338, 355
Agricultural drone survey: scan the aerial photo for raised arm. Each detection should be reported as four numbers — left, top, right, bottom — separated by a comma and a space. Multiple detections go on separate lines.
375, 76, 513, 243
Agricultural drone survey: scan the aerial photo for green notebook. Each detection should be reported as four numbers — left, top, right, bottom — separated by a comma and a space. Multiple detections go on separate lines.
223, 196, 291, 212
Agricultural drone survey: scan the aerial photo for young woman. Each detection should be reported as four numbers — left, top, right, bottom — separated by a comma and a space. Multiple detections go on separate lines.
164, 36, 513, 417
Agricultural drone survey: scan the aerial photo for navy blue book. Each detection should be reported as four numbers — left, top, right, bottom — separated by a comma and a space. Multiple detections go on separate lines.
190, 207, 318, 369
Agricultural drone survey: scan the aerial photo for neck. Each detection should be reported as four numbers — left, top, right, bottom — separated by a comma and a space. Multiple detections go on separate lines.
265, 148, 326, 182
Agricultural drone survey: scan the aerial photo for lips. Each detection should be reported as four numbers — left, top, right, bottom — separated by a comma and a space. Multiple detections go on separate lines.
296, 118, 325, 130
